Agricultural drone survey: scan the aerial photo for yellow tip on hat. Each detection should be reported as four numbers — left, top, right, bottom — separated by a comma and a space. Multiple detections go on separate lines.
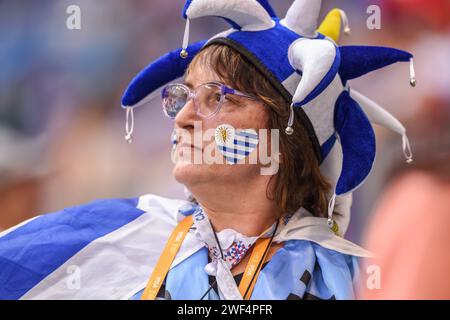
318, 8, 350, 43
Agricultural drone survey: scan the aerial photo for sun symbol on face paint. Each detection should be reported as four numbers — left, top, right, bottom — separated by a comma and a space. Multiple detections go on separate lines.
214, 124, 234, 145
220, 127, 228, 142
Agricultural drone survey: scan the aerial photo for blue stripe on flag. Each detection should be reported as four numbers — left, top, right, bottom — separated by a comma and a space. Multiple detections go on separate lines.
220, 146, 251, 156
233, 139, 257, 148
225, 157, 238, 164
235, 131, 258, 140
0, 197, 145, 299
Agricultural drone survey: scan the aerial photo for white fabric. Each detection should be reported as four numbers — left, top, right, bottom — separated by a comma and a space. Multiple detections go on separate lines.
21, 195, 189, 300
350, 89, 406, 136
192, 207, 245, 299
206, 28, 237, 45
192, 205, 281, 300
303, 75, 343, 145
281, 72, 302, 97
351, 89, 412, 163
288, 38, 337, 106
186, 0, 275, 31
281, 0, 322, 37
332, 193, 353, 237
319, 135, 350, 234
274, 207, 371, 257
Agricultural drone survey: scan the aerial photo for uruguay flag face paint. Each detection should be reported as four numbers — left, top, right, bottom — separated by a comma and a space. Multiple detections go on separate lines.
214, 124, 259, 165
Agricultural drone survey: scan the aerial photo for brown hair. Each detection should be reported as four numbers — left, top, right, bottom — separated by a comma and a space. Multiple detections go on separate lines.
186, 44, 330, 217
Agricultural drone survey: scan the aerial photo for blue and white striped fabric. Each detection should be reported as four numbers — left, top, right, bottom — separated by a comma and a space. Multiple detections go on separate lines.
0, 194, 197, 300
0, 197, 145, 299
0, 194, 368, 300
216, 129, 259, 164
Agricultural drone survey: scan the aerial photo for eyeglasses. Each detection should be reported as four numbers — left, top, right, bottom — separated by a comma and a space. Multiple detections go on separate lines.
161, 81, 257, 119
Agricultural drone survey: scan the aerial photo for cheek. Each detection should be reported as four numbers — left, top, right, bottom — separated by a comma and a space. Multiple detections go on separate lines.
174, 104, 271, 170
207, 104, 269, 130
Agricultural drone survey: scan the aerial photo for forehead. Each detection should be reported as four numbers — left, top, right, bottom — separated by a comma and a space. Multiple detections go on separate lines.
184, 57, 222, 88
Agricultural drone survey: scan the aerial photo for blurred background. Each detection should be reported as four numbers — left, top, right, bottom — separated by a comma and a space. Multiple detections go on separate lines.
0, 0, 448, 254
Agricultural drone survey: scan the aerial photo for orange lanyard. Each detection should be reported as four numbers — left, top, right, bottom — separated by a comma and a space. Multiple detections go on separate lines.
141, 215, 276, 300
141, 215, 193, 300
238, 236, 273, 299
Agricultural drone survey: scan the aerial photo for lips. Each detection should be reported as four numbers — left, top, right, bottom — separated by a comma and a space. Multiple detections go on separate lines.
178, 142, 203, 152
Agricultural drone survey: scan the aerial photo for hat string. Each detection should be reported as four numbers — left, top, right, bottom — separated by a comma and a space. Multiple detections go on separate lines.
409, 58, 416, 87
327, 193, 339, 235
285, 103, 295, 135
402, 134, 413, 164
180, 18, 191, 59
125, 107, 135, 144
338, 9, 351, 35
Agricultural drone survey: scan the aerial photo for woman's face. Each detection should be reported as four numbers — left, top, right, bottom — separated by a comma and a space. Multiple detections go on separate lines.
172, 62, 272, 190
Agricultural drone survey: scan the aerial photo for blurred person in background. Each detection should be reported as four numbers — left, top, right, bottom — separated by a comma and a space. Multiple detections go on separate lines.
0, 125, 50, 230
342, 0, 450, 244
362, 104, 450, 299
360, 0, 450, 299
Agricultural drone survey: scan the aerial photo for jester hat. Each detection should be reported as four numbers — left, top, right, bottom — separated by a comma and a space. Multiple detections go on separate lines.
121, 0, 416, 233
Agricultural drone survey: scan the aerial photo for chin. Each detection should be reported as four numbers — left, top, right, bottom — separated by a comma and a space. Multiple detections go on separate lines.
174, 161, 229, 189
173, 162, 203, 186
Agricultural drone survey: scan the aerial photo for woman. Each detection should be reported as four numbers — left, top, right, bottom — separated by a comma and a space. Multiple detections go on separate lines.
0, 0, 414, 300
132, 43, 365, 300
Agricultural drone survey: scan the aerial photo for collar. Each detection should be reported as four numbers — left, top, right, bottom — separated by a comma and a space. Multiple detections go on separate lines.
173, 201, 372, 274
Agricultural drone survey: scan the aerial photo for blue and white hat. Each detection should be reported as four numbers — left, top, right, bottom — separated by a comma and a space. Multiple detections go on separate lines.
121, 0, 416, 234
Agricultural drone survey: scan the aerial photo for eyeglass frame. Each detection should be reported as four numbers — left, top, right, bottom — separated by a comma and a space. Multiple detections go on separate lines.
161, 81, 258, 120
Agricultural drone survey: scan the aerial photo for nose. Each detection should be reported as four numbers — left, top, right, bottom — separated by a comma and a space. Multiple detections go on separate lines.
174, 97, 198, 131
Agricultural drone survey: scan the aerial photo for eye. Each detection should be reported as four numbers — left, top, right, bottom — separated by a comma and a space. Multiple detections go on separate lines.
224, 95, 238, 104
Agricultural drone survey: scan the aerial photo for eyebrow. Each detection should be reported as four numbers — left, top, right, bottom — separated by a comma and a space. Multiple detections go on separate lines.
183, 79, 194, 88
183, 79, 223, 89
